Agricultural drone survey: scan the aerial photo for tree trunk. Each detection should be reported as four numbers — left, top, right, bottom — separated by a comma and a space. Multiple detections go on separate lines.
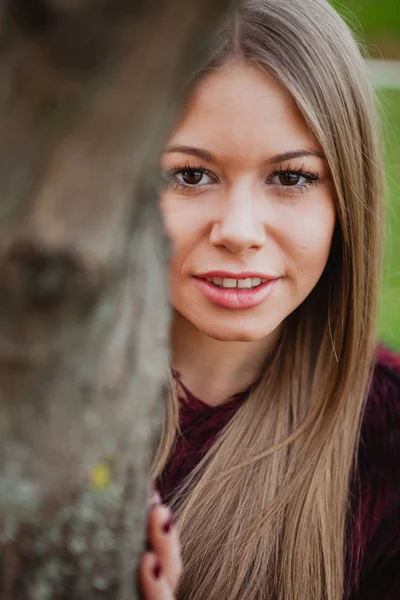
0, 1, 234, 598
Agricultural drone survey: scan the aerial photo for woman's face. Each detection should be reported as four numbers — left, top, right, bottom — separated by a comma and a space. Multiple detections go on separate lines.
160, 62, 336, 342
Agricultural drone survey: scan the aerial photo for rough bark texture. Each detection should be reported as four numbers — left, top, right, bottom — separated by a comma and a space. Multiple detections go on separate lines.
0, 1, 235, 598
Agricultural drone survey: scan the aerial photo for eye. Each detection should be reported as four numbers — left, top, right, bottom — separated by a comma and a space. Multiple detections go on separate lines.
267, 166, 319, 195
162, 164, 217, 194
175, 168, 213, 187
271, 171, 307, 187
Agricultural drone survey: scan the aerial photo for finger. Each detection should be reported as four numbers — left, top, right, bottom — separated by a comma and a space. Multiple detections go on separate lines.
148, 505, 182, 592
148, 486, 162, 508
139, 552, 175, 600
146, 486, 161, 550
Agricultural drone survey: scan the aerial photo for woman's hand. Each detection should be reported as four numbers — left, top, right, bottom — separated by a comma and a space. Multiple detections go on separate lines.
139, 489, 183, 599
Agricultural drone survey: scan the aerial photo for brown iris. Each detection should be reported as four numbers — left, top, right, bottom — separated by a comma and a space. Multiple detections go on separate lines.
278, 172, 301, 186
180, 169, 204, 185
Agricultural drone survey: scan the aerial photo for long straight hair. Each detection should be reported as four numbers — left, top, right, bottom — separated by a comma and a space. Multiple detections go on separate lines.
153, 1, 384, 598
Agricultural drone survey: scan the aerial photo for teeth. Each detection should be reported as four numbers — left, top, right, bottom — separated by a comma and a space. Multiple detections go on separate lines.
237, 278, 252, 289
205, 276, 268, 289
222, 278, 237, 288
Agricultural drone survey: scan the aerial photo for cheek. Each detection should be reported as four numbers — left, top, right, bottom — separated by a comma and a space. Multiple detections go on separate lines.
160, 215, 194, 299
283, 200, 336, 282
159, 197, 180, 242
160, 200, 188, 275
160, 195, 203, 247
160, 195, 209, 277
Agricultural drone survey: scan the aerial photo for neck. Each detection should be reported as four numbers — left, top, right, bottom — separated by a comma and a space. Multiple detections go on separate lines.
171, 310, 280, 407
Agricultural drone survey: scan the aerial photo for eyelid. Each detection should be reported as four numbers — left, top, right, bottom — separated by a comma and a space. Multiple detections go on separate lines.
266, 164, 320, 196
176, 170, 214, 186
162, 161, 320, 197
165, 163, 219, 183
162, 163, 219, 196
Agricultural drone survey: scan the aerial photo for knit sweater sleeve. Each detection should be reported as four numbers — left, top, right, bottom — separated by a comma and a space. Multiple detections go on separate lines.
347, 347, 400, 599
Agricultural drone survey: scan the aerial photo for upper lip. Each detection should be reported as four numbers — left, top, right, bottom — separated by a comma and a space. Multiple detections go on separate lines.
196, 271, 278, 280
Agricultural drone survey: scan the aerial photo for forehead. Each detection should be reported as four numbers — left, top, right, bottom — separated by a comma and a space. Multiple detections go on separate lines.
169, 62, 319, 164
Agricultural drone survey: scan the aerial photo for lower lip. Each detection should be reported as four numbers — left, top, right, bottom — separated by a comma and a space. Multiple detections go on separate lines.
193, 277, 279, 309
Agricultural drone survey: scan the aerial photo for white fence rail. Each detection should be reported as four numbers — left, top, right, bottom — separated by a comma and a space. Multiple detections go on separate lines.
367, 59, 400, 89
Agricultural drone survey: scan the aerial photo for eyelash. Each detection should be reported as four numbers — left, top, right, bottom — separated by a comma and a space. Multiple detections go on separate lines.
163, 162, 320, 196
269, 163, 320, 195
163, 163, 215, 194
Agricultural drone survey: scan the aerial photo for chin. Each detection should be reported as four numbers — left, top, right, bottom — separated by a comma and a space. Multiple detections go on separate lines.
191, 317, 280, 343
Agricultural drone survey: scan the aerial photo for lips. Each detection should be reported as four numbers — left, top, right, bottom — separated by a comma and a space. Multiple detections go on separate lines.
196, 271, 276, 280
193, 274, 279, 309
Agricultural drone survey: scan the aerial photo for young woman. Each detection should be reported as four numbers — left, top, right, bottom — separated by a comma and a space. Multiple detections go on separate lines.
139, 0, 400, 598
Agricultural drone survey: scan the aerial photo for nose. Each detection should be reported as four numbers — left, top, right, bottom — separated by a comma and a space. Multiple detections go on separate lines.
209, 186, 266, 253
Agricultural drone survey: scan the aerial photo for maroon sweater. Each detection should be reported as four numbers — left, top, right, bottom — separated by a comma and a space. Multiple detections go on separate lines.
157, 346, 400, 599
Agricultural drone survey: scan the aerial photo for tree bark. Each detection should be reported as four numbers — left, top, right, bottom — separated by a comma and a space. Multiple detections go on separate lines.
0, 1, 235, 598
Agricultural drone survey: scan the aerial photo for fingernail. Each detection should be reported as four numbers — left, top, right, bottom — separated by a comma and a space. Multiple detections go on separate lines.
162, 511, 173, 534
162, 516, 173, 533
152, 559, 162, 580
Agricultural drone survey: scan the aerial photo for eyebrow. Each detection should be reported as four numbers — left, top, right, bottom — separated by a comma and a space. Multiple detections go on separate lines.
164, 145, 324, 164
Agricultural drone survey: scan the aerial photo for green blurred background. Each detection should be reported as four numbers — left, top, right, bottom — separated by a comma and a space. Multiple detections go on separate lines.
331, 1, 400, 350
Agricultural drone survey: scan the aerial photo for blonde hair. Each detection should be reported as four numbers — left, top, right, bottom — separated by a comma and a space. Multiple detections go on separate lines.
153, 1, 384, 598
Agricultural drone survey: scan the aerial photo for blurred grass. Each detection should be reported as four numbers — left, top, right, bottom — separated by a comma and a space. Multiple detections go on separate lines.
331, 0, 400, 58
378, 89, 400, 350
330, 1, 400, 350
